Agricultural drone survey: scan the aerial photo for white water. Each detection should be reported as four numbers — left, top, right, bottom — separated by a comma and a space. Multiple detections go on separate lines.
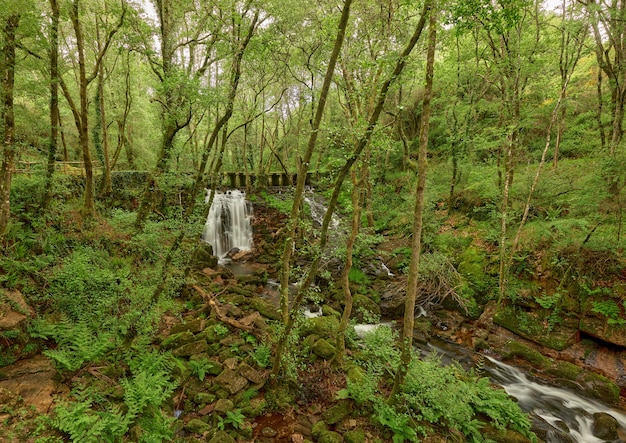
485, 355, 626, 442
422, 338, 626, 442
202, 190, 253, 259
304, 191, 339, 229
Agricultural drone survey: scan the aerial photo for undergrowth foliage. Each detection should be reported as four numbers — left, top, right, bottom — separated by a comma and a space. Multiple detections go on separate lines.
337, 326, 535, 442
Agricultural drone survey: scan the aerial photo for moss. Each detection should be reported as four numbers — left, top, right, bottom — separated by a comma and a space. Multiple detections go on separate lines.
545, 361, 582, 381
581, 372, 620, 405
494, 305, 578, 351
501, 341, 551, 369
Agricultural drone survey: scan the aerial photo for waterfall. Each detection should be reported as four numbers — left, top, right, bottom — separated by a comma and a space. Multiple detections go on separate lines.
202, 190, 253, 259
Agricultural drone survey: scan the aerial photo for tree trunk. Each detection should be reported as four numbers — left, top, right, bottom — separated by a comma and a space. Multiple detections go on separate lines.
389, 5, 436, 399
69, 0, 95, 217
43, 0, 60, 209
0, 14, 20, 237
335, 168, 362, 361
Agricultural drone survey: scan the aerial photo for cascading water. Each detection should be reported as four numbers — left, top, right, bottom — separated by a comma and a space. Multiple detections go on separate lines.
202, 190, 253, 260
420, 337, 626, 443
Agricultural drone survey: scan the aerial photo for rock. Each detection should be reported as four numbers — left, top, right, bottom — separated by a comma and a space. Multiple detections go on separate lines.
208, 430, 235, 443
301, 316, 340, 339
238, 362, 266, 384
311, 421, 328, 439
311, 338, 337, 360
0, 355, 67, 413
214, 398, 235, 413
321, 401, 352, 425
318, 430, 343, 443
250, 297, 281, 320
172, 340, 209, 357
193, 392, 216, 405
580, 316, 626, 348
344, 429, 365, 443
185, 418, 211, 435
214, 369, 249, 394
161, 331, 196, 350
380, 281, 407, 317
322, 305, 341, 317
170, 319, 206, 335
581, 372, 621, 405
351, 294, 381, 322
591, 412, 620, 440
493, 305, 579, 351
190, 242, 219, 270
262, 427, 277, 437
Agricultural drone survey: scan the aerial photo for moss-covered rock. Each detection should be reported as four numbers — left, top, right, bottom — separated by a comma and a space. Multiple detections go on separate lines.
193, 392, 216, 405
321, 401, 352, 425
214, 398, 235, 413
170, 319, 206, 335
344, 429, 365, 443
208, 430, 235, 443
161, 331, 195, 350
545, 361, 582, 381
173, 339, 210, 357
301, 316, 340, 339
311, 420, 328, 439
493, 305, 578, 351
580, 372, 620, 405
591, 412, 619, 440
579, 316, 626, 347
249, 297, 281, 320
501, 341, 551, 368
312, 338, 337, 360
214, 369, 249, 395
185, 418, 211, 435
352, 294, 381, 322
318, 430, 343, 443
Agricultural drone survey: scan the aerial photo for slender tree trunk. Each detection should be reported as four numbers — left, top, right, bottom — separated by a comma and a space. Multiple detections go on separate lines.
0, 14, 19, 237
70, 0, 95, 217
97, 62, 112, 194
43, 0, 60, 208
389, 5, 436, 400
336, 168, 362, 361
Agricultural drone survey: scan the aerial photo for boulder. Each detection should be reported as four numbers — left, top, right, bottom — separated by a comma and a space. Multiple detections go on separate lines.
311, 339, 337, 360
351, 294, 381, 322
190, 242, 219, 270
301, 316, 340, 339
580, 316, 626, 348
591, 412, 620, 440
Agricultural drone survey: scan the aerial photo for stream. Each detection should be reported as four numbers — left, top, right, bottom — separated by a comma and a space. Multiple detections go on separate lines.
421, 336, 626, 443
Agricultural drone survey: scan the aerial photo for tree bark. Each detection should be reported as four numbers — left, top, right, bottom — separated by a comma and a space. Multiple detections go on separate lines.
43, 0, 60, 209
0, 14, 20, 237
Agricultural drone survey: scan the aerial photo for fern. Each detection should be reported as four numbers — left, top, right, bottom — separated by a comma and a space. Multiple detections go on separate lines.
122, 351, 177, 419
52, 400, 129, 443
37, 320, 116, 371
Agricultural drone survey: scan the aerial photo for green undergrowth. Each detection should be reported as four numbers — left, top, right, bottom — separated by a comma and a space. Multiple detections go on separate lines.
338, 326, 535, 442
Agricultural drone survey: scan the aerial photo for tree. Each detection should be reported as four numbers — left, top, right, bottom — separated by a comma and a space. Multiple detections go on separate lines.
43, 0, 60, 209
0, 12, 20, 237
390, 0, 437, 398
59, 0, 126, 217
583, 0, 626, 155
